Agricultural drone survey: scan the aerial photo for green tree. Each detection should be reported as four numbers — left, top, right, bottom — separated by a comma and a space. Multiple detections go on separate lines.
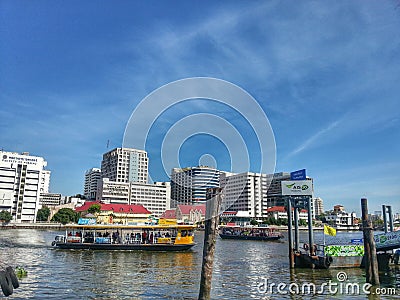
250, 219, 258, 226
36, 206, 51, 222
299, 219, 308, 226
0, 210, 12, 222
51, 208, 79, 224
88, 203, 101, 214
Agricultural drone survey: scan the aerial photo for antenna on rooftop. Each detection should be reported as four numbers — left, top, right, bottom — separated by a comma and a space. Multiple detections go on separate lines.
107, 140, 110, 149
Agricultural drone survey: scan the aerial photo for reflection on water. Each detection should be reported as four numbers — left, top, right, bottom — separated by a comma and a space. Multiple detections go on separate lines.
0, 230, 398, 299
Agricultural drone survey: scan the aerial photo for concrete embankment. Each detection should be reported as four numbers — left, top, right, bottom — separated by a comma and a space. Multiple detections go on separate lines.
0, 222, 65, 230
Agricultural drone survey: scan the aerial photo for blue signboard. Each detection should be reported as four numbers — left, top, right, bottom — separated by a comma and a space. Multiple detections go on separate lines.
290, 169, 306, 180
351, 238, 363, 244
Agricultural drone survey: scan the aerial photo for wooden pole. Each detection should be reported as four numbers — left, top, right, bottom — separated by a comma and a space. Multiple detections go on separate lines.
287, 197, 294, 268
361, 198, 380, 285
199, 191, 222, 300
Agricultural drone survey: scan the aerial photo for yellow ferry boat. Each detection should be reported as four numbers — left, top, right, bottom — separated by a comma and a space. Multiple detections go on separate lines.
52, 223, 196, 251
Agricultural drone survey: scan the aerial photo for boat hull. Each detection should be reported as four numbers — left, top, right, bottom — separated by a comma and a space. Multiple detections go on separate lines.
219, 233, 283, 241
55, 242, 195, 251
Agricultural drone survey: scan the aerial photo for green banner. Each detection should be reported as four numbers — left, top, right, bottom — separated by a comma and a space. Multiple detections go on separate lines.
325, 245, 364, 257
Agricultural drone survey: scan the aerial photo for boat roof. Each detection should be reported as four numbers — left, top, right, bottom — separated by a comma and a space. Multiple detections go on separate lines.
64, 224, 196, 230
219, 225, 273, 229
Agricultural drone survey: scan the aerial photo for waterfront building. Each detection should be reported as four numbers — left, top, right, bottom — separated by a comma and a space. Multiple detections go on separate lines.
97, 178, 171, 216
219, 172, 268, 218
313, 197, 324, 216
325, 209, 359, 229
171, 166, 220, 206
75, 202, 151, 224
101, 147, 148, 184
265, 206, 308, 222
84, 168, 102, 200
129, 182, 171, 217
40, 192, 62, 207
0, 151, 50, 223
176, 204, 206, 224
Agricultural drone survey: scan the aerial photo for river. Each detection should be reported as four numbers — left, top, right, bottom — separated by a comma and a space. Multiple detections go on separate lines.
0, 229, 399, 299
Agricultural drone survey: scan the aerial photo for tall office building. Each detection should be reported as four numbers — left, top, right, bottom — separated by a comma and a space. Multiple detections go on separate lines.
0, 151, 50, 223
101, 148, 148, 183
171, 166, 220, 206
84, 168, 102, 200
220, 172, 269, 218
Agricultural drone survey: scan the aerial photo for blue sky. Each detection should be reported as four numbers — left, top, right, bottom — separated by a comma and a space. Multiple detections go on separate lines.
1, 1, 400, 214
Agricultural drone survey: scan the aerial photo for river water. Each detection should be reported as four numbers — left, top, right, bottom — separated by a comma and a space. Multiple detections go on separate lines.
0, 229, 399, 299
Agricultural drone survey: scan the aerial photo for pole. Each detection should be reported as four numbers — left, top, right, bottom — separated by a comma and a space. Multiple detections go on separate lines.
307, 196, 314, 257
388, 206, 394, 232
382, 205, 388, 233
287, 197, 294, 268
199, 190, 222, 300
294, 206, 299, 252
361, 198, 380, 285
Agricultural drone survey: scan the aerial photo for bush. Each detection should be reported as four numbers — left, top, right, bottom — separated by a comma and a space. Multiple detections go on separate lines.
0, 210, 12, 222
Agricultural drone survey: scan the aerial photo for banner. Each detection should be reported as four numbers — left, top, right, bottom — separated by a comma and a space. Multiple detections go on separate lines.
324, 224, 337, 236
374, 231, 400, 249
281, 180, 313, 196
325, 245, 364, 257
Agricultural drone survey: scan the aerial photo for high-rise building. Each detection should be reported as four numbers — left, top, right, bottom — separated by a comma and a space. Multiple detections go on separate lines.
0, 151, 50, 223
97, 178, 171, 216
84, 168, 102, 200
101, 148, 148, 183
220, 172, 268, 218
171, 166, 220, 206
313, 197, 324, 216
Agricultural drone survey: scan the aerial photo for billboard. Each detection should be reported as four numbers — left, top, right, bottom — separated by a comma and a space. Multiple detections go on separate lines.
281, 180, 313, 196
325, 245, 365, 257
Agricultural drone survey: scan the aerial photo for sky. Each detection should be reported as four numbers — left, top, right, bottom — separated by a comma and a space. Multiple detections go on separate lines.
1, 1, 400, 215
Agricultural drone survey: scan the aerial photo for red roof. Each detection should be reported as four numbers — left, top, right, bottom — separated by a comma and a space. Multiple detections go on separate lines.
177, 204, 206, 215
75, 201, 151, 214
160, 209, 176, 219
266, 206, 307, 213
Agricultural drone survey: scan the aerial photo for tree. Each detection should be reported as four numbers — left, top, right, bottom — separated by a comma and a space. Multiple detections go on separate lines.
299, 219, 308, 226
51, 208, 80, 224
250, 219, 258, 226
0, 210, 12, 222
36, 206, 51, 222
88, 203, 101, 214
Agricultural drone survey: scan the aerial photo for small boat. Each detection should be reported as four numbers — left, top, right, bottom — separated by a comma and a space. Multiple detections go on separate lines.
52, 224, 196, 251
219, 225, 284, 241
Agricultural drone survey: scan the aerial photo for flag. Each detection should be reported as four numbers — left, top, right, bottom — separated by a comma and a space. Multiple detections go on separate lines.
324, 224, 337, 236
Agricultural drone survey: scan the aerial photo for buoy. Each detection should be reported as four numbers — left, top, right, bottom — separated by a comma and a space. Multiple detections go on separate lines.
6, 266, 20, 289
0, 270, 13, 297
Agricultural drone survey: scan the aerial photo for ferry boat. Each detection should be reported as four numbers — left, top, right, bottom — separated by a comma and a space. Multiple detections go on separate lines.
51, 224, 196, 251
219, 225, 284, 241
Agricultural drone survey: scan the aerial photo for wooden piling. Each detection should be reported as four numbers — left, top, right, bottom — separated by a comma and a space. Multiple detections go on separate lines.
199, 191, 222, 300
287, 197, 294, 268
361, 198, 380, 285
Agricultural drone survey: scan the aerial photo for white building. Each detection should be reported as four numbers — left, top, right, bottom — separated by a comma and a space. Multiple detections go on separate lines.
313, 197, 324, 216
97, 178, 170, 216
40, 192, 62, 207
84, 168, 102, 200
220, 172, 268, 218
40, 170, 51, 193
130, 182, 171, 217
0, 151, 50, 223
325, 211, 358, 229
101, 148, 148, 184
171, 166, 220, 206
